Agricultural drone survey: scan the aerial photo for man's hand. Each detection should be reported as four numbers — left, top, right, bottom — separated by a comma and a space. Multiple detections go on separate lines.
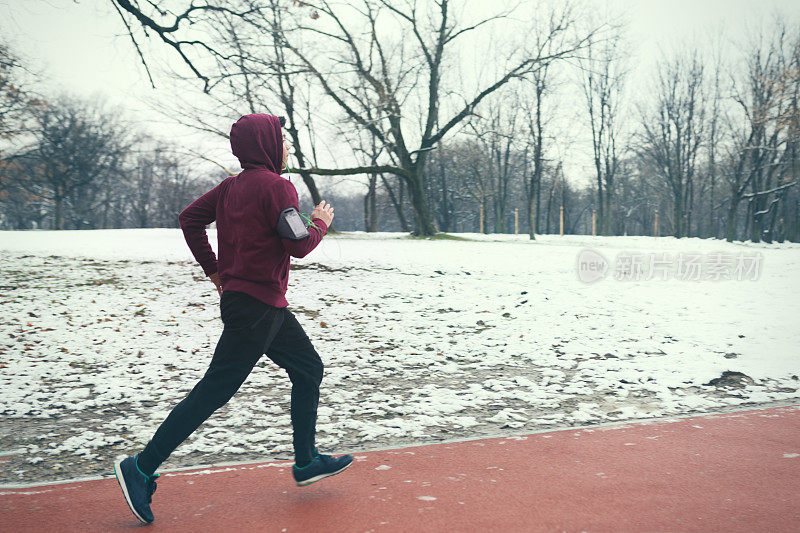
209, 272, 222, 296
310, 200, 334, 227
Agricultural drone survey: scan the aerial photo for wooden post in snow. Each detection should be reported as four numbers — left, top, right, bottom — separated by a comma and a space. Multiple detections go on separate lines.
560, 205, 564, 236
514, 208, 519, 235
592, 209, 597, 236
654, 210, 659, 236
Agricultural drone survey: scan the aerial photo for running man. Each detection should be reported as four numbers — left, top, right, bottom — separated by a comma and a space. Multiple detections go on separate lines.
113, 113, 352, 525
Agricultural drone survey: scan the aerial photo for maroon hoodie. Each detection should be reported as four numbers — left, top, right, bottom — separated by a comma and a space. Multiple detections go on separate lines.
178, 114, 328, 308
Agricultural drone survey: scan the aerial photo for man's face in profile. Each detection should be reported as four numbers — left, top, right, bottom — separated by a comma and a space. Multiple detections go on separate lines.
282, 134, 290, 169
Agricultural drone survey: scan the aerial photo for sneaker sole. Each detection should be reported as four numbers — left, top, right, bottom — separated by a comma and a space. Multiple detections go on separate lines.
295, 461, 353, 487
113, 458, 152, 525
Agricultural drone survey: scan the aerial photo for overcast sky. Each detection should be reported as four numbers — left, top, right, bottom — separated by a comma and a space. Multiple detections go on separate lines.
1, 0, 798, 192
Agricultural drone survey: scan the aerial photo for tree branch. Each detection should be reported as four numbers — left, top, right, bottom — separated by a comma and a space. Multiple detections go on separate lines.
742, 180, 798, 198
287, 165, 411, 178
110, 0, 156, 89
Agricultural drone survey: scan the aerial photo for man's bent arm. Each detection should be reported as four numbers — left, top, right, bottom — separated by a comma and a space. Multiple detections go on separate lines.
282, 217, 327, 258
271, 180, 327, 259
179, 181, 224, 276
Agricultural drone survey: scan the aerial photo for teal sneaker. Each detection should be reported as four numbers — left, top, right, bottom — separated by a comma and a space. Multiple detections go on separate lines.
113, 455, 159, 524
292, 453, 353, 486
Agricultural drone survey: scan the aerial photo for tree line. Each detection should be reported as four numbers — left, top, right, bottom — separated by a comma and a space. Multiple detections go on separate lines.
0, 44, 218, 230
1, 1, 798, 242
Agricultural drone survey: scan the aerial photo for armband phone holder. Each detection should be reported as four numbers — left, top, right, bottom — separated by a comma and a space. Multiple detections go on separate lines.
277, 207, 310, 240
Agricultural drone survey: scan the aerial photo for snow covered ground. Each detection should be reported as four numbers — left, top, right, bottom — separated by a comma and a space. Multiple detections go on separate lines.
0, 229, 798, 484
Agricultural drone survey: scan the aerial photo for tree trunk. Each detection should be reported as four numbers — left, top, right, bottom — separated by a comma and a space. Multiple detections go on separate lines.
406, 173, 438, 235
438, 152, 451, 232
709, 160, 717, 239
363, 173, 378, 232
685, 177, 694, 237
369, 174, 378, 232
751, 200, 762, 243
54, 193, 62, 230
527, 169, 537, 240
102, 188, 110, 229
596, 175, 604, 235
534, 174, 541, 237
495, 199, 506, 234
765, 194, 781, 243
527, 200, 536, 240
725, 196, 741, 242
381, 175, 409, 232
603, 180, 613, 236
744, 199, 754, 242
673, 190, 683, 238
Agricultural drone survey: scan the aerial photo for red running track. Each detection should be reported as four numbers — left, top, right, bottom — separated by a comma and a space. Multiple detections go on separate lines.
2, 404, 799, 532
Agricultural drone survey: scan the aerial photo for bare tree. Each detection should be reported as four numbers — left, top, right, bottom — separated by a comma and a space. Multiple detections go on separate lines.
544, 161, 563, 234
522, 62, 553, 240
424, 144, 451, 232
463, 90, 525, 234
0, 42, 39, 147
0, 41, 42, 215
110, 0, 599, 235
699, 36, 726, 239
638, 51, 705, 238
455, 140, 489, 232
19, 98, 131, 229
129, 146, 177, 228
580, 31, 626, 235
723, 23, 799, 242
423, 142, 479, 233
116, 1, 332, 225
283, 0, 597, 235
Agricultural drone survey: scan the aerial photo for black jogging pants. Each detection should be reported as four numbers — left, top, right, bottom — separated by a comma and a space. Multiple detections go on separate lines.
137, 290, 323, 474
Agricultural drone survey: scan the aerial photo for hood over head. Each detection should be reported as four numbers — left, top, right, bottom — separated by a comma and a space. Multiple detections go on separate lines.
229, 114, 285, 172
